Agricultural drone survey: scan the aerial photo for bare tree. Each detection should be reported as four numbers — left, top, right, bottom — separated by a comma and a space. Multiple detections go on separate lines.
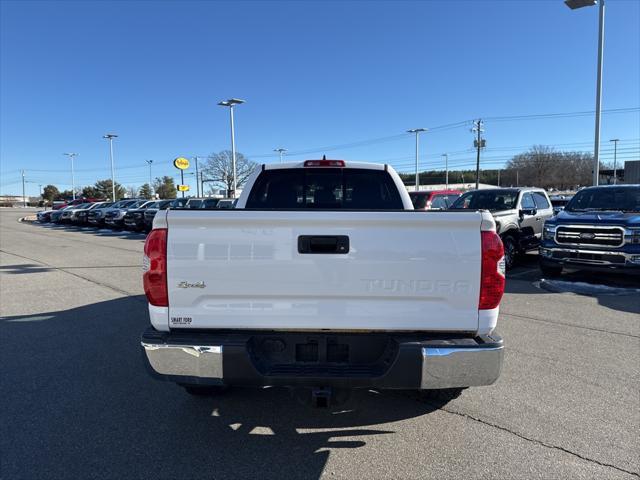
504, 146, 595, 190
202, 150, 258, 197
126, 186, 138, 198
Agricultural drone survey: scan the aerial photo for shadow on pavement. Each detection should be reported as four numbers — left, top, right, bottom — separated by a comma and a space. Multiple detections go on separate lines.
0, 295, 443, 480
0, 263, 54, 274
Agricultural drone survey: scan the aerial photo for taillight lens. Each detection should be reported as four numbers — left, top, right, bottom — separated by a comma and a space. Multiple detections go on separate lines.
143, 228, 168, 306
479, 230, 505, 310
304, 160, 345, 167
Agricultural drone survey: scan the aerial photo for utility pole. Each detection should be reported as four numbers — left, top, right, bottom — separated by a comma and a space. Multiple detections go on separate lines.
497, 169, 501, 187
442, 154, 449, 189
274, 148, 287, 163
516, 170, 519, 187
609, 138, 619, 184
407, 128, 427, 191
194, 157, 200, 196
39, 184, 43, 199
103, 134, 118, 201
472, 119, 485, 190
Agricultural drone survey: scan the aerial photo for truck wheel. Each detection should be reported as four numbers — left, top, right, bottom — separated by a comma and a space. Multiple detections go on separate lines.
540, 262, 562, 278
502, 236, 517, 270
179, 384, 227, 396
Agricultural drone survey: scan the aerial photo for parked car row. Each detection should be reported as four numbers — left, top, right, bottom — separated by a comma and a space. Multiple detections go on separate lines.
409, 185, 640, 276
37, 197, 238, 232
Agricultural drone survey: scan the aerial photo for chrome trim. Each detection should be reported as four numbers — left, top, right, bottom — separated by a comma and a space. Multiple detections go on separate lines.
421, 344, 504, 389
554, 224, 625, 248
540, 247, 639, 265
142, 343, 223, 378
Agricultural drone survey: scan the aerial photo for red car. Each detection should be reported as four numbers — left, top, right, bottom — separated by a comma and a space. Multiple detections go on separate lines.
409, 190, 462, 210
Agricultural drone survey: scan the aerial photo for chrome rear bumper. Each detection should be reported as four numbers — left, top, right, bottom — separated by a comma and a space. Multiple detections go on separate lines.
421, 344, 504, 389
141, 329, 503, 390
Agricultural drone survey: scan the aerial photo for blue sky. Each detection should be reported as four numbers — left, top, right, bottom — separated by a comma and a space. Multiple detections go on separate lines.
1, 0, 639, 196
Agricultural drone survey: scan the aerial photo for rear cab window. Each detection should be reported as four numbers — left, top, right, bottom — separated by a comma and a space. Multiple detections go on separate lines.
409, 192, 429, 209
245, 168, 404, 210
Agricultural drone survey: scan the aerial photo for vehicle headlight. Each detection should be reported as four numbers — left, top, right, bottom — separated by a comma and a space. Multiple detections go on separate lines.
543, 225, 557, 241
625, 228, 640, 245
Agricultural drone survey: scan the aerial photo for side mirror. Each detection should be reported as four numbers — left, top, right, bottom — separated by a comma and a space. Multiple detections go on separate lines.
519, 208, 537, 218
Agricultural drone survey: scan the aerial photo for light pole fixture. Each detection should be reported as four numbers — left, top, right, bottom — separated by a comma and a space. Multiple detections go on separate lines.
63, 153, 78, 200
442, 153, 449, 189
145, 160, 153, 195
103, 134, 118, 201
274, 148, 287, 163
609, 138, 619, 184
407, 128, 427, 191
218, 98, 245, 198
565, 0, 605, 185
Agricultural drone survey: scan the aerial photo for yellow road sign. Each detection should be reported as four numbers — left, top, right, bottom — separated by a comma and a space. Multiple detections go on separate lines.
173, 157, 190, 170
178, 184, 190, 192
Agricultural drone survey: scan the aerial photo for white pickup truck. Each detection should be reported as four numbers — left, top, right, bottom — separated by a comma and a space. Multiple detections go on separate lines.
141, 159, 505, 406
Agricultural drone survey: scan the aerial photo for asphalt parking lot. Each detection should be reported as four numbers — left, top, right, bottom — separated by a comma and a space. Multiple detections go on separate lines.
1, 208, 638, 480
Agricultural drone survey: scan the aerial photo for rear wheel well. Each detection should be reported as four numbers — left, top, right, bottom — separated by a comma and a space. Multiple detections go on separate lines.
500, 229, 519, 241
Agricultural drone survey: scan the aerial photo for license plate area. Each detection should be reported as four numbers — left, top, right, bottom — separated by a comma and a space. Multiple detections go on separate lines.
247, 333, 398, 377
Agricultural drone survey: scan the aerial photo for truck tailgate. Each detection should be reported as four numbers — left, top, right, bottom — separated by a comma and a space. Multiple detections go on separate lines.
165, 210, 482, 332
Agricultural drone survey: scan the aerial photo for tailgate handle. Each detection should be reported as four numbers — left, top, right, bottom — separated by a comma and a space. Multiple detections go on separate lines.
298, 235, 349, 254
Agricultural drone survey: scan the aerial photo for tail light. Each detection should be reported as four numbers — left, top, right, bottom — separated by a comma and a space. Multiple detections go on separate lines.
143, 228, 168, 306
304, 160, 345, 167
479, 230, 505, 310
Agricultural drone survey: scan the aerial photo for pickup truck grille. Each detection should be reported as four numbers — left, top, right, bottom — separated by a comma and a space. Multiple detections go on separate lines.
551, 250, 626, 264
555, 226, 624, 247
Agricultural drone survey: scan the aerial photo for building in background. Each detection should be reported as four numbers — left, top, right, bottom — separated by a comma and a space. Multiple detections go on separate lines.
598, 160, 640, 185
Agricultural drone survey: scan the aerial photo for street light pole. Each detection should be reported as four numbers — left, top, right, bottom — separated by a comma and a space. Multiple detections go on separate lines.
407, 128, 427, 191
218, 98, 245, 198
21, 170, 26, 207
609, 138, 619, 184
274, 148, 287, 163
63, 153, 78, 200
442, 153, 449, 189
145, 160, 153, 195
103, 134, 118, 201
593, 0, 605, 186
565, 0, 606, 185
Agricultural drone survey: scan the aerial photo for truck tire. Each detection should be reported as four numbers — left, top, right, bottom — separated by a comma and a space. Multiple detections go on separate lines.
540, 262, 562, 278
179, 384, 227, 396
501, 235, 517, 270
